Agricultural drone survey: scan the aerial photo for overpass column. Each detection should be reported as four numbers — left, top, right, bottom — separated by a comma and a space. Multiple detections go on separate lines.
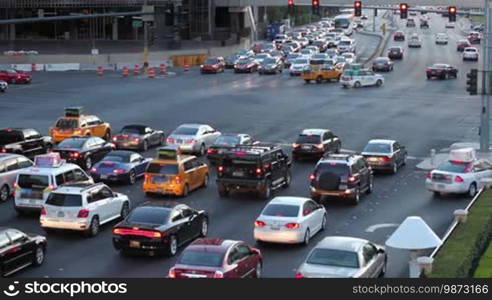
9, 24, 15, 40
112, 17, 118, 40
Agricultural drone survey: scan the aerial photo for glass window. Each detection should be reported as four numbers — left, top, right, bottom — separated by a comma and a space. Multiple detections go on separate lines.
72, 169, 89, 182
55, 174, 65, 186
306, 248, 359, 268
184, 161, 194, 171
45, 193, 82, 207
17, 157, 33, 169
362, 243, 378, 264
102, 154, 129, 163
127, 207, 170, 225
236, 244, 252, 260
24, 129, 41, 140
5, 158, 19, 171
58, 139, 86, 149
178, 250, 224, 267
262, 204, 299, 217
6, 229, 26, 242
99, 187, 113, 199
363, 143, 391, 153
55, 118, 78, 129
0, 163, 5, 174
437, 161, 472, 173
181, 208, 194, 218
173, 127, 198, 135
0, 130, 23, 145
146, 163, 179, 174
228, 247, 240, 264
130, 154, 142, 163
170, 209, 184, 222
393, 142, 400, 151
0, 232, 10, 248
316, 163, 350, 176
17, 174, 49, 189
296, 135, 322, 144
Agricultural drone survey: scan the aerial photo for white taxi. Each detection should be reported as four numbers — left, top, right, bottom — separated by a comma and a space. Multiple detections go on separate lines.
435, 33, 448, 45
340, 69, 384, 88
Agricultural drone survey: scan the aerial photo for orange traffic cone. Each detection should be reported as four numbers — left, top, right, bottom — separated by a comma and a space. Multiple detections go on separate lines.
133, 64, 140, 75
160, 63, 167, 75
122, 66, 129, 77
97, 66, 104, 76
184, 64, 190, 72
147, 67, 156, 78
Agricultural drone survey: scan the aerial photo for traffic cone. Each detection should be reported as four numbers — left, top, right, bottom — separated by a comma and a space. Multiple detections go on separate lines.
160, 63, 167, 75
133, 64, 140, 75
97, 66, 104, 76
147, 67, 156, 78
122, 66, 129, 77
184, 64, 190, 72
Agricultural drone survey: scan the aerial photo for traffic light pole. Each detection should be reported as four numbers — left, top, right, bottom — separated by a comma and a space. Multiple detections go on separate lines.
480, 1, 492, 152
143, 0, 149, 71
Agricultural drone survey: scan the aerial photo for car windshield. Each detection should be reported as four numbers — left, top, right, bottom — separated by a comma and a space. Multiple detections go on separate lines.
256, 54, 269, 59
205, 58, 219, 64
237, 50, 250, 56
46, 193, 82, 207
215, 136, 240, 146
437, 161, 472, 173
297, 134, 321, 143
127, 207, 170, 225
363, 143, 391, 153
146, 163, 179, 174
343, 53, 353, 58
102, 155, 129, 163
326, 50, 337, 55
263, 58, 277, 65
465, 48, 476, 52
390, 48, 400, 52
173, 127, 198, 135
339, 41, 351, 46
306, 248, 359, 268
121, 127, 144, 135
0, 131, 22, 145
58, 139, 86, 149
432, 64, 448, 69
179, 250, 224, 267
294, 59, 308, 64
236, 58, 251, 64
262, 204, 299, 217
317, 163, 350, 175
287, 54, 301, 59
55, 118, 78, 129
17, 174, 49, 189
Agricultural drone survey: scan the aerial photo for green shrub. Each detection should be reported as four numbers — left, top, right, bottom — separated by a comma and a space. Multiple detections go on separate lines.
474, 243, 492, 277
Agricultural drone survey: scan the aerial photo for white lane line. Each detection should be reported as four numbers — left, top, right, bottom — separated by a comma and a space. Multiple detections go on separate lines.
365, 223, 399, 233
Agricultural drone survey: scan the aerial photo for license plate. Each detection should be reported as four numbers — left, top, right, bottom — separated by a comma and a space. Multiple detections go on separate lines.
339, 184, 348, 190
100, 174, 109, 179
435, 183, 445, 189
302, 145, 311, 150
29, 199, 37, 204
270, 226, 280, 230
152, 176, 166, 183
130, 241, 140, 248
233, 171, 244, 177
431, 71, 436, 74
57, 211, 65, 217
368, 157, 379, 162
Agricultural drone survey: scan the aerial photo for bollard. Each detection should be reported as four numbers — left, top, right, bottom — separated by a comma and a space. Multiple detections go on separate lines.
97, 66, 104, 76
122, 66, 129, 77
147, 67, 156, 78
417, 256, 434, 277
454, 209, 468, 223
133, 64, 140, 75
430, 149, 436, 167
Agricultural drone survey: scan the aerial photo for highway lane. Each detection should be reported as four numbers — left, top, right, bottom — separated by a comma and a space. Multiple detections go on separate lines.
0, 13, 479, 278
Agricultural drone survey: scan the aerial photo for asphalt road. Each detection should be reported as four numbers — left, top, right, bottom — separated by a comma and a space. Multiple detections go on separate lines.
0, 13, 481, 278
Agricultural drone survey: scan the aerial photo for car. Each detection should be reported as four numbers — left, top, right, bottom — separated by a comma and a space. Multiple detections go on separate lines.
284, 52, 302, 68
280, 44, 296, 55
260, 43, 276, 53
362, 139, 407, 174
425, 148, 490, 197
300, 48, 316, 57
90, 151, 151, 185
295, 37, 310, 48
224, 54, 239, 69
313, 39, 328, 52
435, 33, 449, 45
289, 57, 311, 76
0, 69, 32, 84
457, 39, 472, 52
112, 125, 165, 152
445, 22, 455, 29
40, 182, 130, 237
200, 57, 225, 74
372, 57, 394, 72
305, 45, 320, 54
295, 236, 387, 278
235, 49, 255, 59
168, 238, 262, 278
426, 63, 458, 80
113, 202, 208, 256
393, 31, 405, 41
233, 57, 260, 73
406, 19, 416, 27
420, 19, 430, 29
334, 56, 347, 69
283, 41, 301, 53
341, 52, 356, 65
292, 129, 341, 160
0, 154, 34, 202
310, 53, 330, 65
472, 24, 485, 32
0, 128, 53, 157
50, 107, 112, 143
254, 197, 327, 245
361, 15, 368, 20
274, 34, 290, 45
387, 46, 404, 60
325, 48, 339, 60
325, 38, 339, 49
0, 228, 47, 276
309, 153, 374, 205
166, 123, 221, 155
52, 136, 114, 170
463, 47, 479, 61
206, 134, 254, 165
467, 31, 482, 44
337, 39, 356, 54
14, 153, 93, 214
143, 146, 209, 197
251, 42, 274, 54
409, 11, 417, 16
253, 53, 272, 65
354, 19, 363, 29
215, 144, 291, 199
340, 69, 384, 88
408, 34, 422, 48
0, 80, 7, 92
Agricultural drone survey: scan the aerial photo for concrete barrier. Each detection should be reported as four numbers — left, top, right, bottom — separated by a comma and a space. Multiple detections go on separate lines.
45, 63, 81, 71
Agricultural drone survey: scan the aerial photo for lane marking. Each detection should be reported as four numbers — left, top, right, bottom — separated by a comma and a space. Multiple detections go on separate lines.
365, 223, 399, 233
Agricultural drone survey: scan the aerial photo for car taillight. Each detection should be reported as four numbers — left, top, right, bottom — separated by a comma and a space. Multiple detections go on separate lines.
90, 167, 97, 172
144, 174, 149, 180
454, 176, 464, 182
285, 222, 300, 229
218, 165, 224, 172
70, 152, 80, 158
166, 137, 174, 144
348, 176, 358, 183
133, 137, 140, 142
426, 172, 432, 179
207, 148, 217, 154
113, 168, 126, 174
0, 148, 6, 153
256, 167, 262, 175
255, 220, 266, 227
381, 156, 392, 162
113, 227, 162, 238
315, 143, 324, 150
292, 143, 300, 148
168, 267, 176, 278
295, 272, 304, 278
112, 137, 117, 142
309, 173, 316, 180
174, 176, 181, 183
213, 271, 224, 278
40, 207, 46, 216
77, 209, 90, 218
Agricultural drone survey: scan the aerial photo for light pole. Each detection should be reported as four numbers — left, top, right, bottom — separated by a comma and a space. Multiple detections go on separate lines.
480, 0, 492, 152
143, 0, 149, 71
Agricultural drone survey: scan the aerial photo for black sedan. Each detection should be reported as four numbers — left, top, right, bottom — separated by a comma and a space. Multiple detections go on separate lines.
387, 47, 404, 60
426, 64, 458, 80
112, 202, 208, 257
90, 150, 152, 185
0, 228, 47, 277
259, 57, 284, 75
372, 57, 394, 72
52, 136, 114, 170
112, 124, 165, 151
206, 134, 255, 165
361, 139, 407, 174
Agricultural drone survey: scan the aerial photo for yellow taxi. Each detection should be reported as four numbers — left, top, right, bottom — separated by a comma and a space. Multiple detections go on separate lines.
50, 107, 111, 143
302, 64, 342, 84
143, 146, 209, 197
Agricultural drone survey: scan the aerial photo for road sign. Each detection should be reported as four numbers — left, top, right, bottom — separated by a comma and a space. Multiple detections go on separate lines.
132, 20, 143, 28
142, 5, 155, 22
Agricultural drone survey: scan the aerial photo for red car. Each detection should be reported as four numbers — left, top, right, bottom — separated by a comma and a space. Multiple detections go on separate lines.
467, 31, 481, 44
200, 57, 225, 74
168, 238, 263, 278
0, 69, 32, 84
393, 31, 405, 41
234, 57, 259, 73
426, 63, 458, 80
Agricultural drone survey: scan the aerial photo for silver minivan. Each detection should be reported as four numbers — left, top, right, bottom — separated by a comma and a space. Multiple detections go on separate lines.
0, 154, 34, 202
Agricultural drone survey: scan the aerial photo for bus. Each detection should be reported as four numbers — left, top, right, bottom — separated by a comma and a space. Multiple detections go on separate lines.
334, 14, 354, 29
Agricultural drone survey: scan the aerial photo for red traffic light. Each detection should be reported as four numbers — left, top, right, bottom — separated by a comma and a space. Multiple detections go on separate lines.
400, 3, 408, 10
312, 0, 319, 6
449, 6, 456, 14
354, 1, 361, 8
288, 0, 294, 5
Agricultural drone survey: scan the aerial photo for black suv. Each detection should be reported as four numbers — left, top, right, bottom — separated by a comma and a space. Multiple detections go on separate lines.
0, 128, 53, 157
309, 154, 373, 205
215, 144, 291, 199
292, 129, 341, 160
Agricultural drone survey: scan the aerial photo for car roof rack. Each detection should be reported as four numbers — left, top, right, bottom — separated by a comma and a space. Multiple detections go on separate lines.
223, 143, 280, 155
59, 182, 104, 191
322, 153, 356, 161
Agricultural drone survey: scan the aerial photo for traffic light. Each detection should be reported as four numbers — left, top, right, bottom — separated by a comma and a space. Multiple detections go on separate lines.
400, 3, 408, 19
448, 6, 457, 22
466, 69, 478, 95
312, 0, 320, 15
354, 1, 362, 17
288, 0, 294, 14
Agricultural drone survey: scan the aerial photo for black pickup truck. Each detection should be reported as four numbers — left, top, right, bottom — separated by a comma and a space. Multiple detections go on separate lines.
0, 128, 53, 157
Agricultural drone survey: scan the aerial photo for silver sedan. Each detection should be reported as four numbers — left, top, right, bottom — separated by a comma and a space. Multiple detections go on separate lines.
167, 123, 221, 156
295, 236, 387, 278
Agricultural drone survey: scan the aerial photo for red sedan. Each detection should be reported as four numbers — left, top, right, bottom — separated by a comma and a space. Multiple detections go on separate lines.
168, 238, 263, 278
393, 31, 405, 41
233, 58, 259, 73
0, 69, 32, 84
200, 57, 225, 74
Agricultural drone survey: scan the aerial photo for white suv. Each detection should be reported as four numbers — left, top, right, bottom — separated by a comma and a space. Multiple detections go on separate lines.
340, 69, 384, 88
463, 47, 479, 61
40, 183, 130, 237
435, 33, 448, 45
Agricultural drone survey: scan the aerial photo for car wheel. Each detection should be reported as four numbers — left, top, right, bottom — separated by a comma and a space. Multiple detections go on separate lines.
85, 216, 99, 237
402, 154, 408, 166
367, 177, 374, 194
33, 246, 45, 266
316, 76, 323, 84
218, 184, 229, 197
104, 130, 111, 141
433, 191, 441, 197
120, 202, 130, 219
128, 170, 136, 185
350, 188, 360, 205
0, 185, 9, 202
427, 75, 431, 80
283, 170, 292, 188
468, 183, 477, 198
321, 214, 327, 231
141, 140, 148, 152
202, 173, 209, 188
379, 258, 387, 277
182, 184, 189, 197
200, 218, 208, 237
376, 79, 383, 87
304, 79, 311, 84
303, 229, 310, 245
199, 144, 205, 156
167, 235, 178, 256
254, 262, 262, 278
260, 179, 272, 199
159, 135, 165, 145
372, 67, 376, 72
392, 163, 398, 174
354, 81, 361, 88
85, 157, 92, 170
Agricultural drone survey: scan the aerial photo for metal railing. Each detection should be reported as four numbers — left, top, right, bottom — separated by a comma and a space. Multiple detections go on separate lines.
0, 0, 176, 8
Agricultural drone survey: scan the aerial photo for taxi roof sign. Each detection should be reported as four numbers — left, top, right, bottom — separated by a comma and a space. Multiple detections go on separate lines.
449, 147, 476, 163
157, 145, 181, 160
34, 153, 64, 167
65, 107, 84, 117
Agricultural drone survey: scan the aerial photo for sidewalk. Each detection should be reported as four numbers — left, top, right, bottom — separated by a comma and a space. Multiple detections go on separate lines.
417, 142, 492, 171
